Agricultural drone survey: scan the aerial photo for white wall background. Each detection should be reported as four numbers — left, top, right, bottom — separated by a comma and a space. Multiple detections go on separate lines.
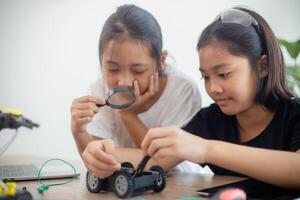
1, 0, 299, 160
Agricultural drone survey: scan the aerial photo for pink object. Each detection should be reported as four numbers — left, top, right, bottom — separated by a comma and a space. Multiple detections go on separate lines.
219, 188, 247, 200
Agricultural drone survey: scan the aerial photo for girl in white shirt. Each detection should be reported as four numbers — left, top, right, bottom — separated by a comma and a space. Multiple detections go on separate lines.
71, 4, 202, 177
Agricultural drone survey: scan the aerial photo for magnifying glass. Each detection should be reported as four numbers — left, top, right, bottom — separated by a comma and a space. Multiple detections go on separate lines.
96, 86, 136, 109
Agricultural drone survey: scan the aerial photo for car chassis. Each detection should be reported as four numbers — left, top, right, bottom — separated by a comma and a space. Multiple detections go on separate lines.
86, 162, 166, 199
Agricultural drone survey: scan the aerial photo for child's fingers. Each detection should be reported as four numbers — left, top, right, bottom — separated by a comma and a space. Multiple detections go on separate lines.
102, 139, 115, 154
134, 80, 140, 97
152, 146, 174, 160
147, 137, 173, 157
155, 72, 159, 92
141, 128, 172, 154
87, 164, 115, 179
83, 153, 119, 179
148, 75, 155, 95
78, 96, 106, 105
137, 74, 155, 101
74, 117, 91, 127
93, 147, 119, 166
82, 140, 121, 179
90, 158, 120, 172
72, 110, 94, 119
141, 129, 154, 153
73, 96, 104, 112
74, 102, 99, 112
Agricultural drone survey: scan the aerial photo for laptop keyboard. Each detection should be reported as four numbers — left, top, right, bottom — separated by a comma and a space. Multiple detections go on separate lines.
0, 164, 38, 179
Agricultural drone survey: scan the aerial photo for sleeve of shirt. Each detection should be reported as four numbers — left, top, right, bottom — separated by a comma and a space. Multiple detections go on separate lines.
85, 78, 116, 139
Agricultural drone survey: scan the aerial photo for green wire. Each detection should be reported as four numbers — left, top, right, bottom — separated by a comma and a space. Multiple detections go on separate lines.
37, 158, 77, 192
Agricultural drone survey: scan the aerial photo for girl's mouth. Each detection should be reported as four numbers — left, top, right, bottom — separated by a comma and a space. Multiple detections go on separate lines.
215, 98, 231, 106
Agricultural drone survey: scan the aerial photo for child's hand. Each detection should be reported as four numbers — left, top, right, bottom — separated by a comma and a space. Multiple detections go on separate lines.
118, 72, 160, 115
71, 96, 105, 135
141, 126, 208, 164
82, 139, 121, 179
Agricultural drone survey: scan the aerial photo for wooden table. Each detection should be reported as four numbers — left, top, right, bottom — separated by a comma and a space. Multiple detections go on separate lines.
1, 156, 245, 199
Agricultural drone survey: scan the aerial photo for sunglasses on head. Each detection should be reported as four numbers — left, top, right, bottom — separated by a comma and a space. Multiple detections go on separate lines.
216, 8, 263, 38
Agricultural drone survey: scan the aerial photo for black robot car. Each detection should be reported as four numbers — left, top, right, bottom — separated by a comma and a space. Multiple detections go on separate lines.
86, 157, 166, 199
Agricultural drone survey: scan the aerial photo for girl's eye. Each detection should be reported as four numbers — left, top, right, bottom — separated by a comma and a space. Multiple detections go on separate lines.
133, 70, 145, 74
201, 74, 209, 80
109, 68, 119, 73
219, 72, 230, 78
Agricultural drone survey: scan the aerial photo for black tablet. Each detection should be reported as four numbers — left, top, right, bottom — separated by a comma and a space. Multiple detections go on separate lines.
197, 179, 300, 200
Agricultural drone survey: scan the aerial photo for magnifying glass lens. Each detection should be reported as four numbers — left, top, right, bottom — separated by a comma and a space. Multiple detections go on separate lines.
108, 92, 135, 106
106, 86, 136, 109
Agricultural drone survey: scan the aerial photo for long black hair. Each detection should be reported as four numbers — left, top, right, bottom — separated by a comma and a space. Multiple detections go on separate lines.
99, 4, 163, 70
197, 7, 292, 111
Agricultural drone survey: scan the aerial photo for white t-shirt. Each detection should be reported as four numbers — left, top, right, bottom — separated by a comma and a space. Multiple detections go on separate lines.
86, 65, 204, 173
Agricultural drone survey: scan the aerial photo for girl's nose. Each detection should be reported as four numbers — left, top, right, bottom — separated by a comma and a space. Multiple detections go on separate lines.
207, 79, 223, 94
118, 74, 134, 87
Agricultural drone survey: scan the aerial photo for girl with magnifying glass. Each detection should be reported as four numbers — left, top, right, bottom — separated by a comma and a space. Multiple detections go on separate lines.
70, 4, 203, 178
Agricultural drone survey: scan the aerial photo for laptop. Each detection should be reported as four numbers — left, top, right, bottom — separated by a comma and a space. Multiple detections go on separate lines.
0, 163, 80, 181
